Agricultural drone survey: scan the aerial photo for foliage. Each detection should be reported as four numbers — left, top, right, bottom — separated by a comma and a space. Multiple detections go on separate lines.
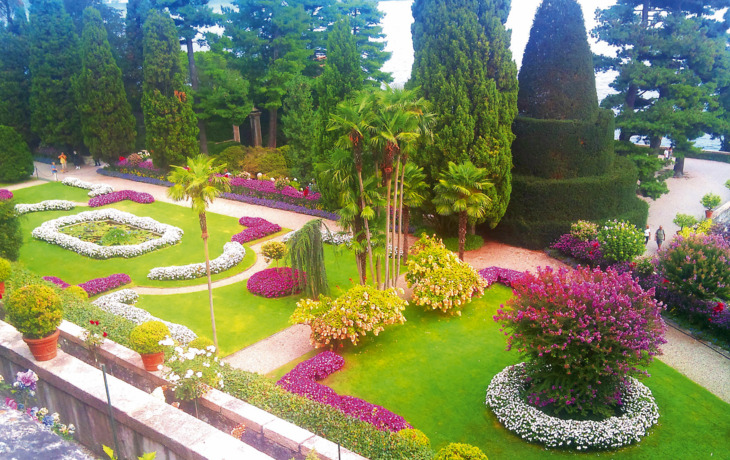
570, 220, 598, 242
410, 0, 517, 229
673, 213, 698, 229
281, 76, 317, 181
65, 285, 87, 301
0, 8, 30, 143
435, 443, 488, 460
291, 284, 407, 347
495, 266, 666, 419
395, 429, 431, 450
596, 220, 645, 263
129, 321, 170, 355
658, 234, 730, 301
6, 284, 63, 339
161, 340, 224, 401
0, 125, 33, 182
238, 147, 289, 177
701, 192, 721, 210
0, 257, 11, 282
677, 218, 713, 238
443, 235, 484, 253
75, 7, 135, 164
286, 219, 328, 300
550, 234, 604, 266
188, 336, 214, 351
261, 241, 286, 264
0, 198, 21, 261
195, 50, 252, 136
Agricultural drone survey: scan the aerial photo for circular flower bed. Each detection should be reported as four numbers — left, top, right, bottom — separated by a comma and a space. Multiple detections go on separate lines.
485, 363, 659, 450
247, 267, 305, 298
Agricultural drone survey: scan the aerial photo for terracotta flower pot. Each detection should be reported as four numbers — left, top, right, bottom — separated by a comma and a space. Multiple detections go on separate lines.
23, 329, 60, 361
706, 209, 713, 219
140, 351, 164, 371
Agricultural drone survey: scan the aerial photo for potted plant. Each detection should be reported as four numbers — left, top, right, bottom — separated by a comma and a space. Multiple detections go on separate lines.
129, 321, 170, 371
701, 192, 722, 218
5, 285, 63, 361
0, 257, 10, 299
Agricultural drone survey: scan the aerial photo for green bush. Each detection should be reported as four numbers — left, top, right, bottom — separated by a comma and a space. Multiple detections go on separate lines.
6, 284, 63, 339
0, 198, 22, 261
674, 213, 699, 230
239, 146, 289, 178
443, 234, 484, 253
188, 336, 214, 351
261, 241, 286, 265
569, 220, 598, 241
0, 257, 11, 282
395, 429, 431, 450
129, 321, 170, 354
658, 234, 730, 301
65, 285, 88, 300
725, 179, 730, 191
701, 192, 722, 210
596, 219, 645, 263
685, 150, 730, 164
434, 443, 488, 460
0, 125, 34, 183
213, 144, 246, 171
163, 344, 223, 401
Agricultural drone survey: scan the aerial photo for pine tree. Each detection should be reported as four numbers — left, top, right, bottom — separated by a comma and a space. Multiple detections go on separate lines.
518, 0, 598, 120
76, 7, 136, 164
142, 10, 199, 169
0, 4, 30, 143
28, 0, 81, 149
410, 0, 517, 228
124, 0, 153, 114
282, 76, 317, 181
0, 125, 34, 183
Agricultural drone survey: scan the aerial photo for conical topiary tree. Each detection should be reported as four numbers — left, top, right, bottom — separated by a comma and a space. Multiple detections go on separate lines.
517, 0, 598, 121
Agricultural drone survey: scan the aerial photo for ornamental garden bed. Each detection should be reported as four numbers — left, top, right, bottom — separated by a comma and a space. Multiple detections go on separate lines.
58, 220, 162, 246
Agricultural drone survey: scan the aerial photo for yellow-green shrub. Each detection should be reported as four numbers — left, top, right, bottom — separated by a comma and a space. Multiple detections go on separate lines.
188, 336, 214, 351
6, 284, 63, 339
129, 321, 170, 354
435, 443, 488, 460
0, 257, 11, 282
395, 429, 431, 450
65, 285, 88, 301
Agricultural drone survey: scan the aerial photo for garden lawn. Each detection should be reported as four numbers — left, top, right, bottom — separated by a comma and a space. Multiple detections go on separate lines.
12, 183, 259, 289
270, 284, 730, 459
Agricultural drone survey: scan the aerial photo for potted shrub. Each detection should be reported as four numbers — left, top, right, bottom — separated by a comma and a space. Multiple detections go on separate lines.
701, 192, 722, 218
129, 321, 170, 371
6, 285, 63, 361
0, 257, 10, 298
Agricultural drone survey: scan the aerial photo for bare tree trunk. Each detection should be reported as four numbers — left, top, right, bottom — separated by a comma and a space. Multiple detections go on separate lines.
268, 108, 277, 148
458, 211, 467, 261
200, 212, 218, 350
375, 256, 382, 289
233, 125, 240, 143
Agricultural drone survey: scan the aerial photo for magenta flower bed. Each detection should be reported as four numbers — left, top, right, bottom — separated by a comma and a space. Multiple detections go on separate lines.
42, 276, 70, 289
478, 266, 526, 287
277, 351, 411, 432
228, 176, 321, 202
0, 189, 13, 200
247, 268, 305, 298
78, 273, 132, 296
550, 233, 604, 265
88, 190, 155, 207
231, 216, 281, 244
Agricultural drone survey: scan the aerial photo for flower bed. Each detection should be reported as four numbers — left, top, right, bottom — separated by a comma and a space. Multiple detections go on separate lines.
227, 176, 321, 207
15, 200, 76, 214
42, 276, 70, 289
32, 209, 183, 258
88, 190, 154, 207
478, 266, 526, 287
485, 363, 659, 450
282, 229, 352, 246
147, 242, 246, 280
231, 217, 281, 244
92, 289, 196, 343
247, 267, 305, 298
0, 189, 13, 200
277, 351, 411, 432
42, 273, 133, 296
61, 177, 114, 197
550, 233, 604, 266
98, 168, 173, 187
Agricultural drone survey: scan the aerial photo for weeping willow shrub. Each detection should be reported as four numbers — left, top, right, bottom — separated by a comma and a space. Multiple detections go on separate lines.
287, 219, 329, 300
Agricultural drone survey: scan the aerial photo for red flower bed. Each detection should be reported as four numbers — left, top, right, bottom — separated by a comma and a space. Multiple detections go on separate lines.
247, 267, 305, 298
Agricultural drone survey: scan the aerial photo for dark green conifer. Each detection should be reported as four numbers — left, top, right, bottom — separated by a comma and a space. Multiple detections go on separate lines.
0, 125, 34, 183
0, 4, 31, 143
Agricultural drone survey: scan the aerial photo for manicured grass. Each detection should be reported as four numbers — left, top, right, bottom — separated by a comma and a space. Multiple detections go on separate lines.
12, 181, 90, 202
270, 284, 730, 459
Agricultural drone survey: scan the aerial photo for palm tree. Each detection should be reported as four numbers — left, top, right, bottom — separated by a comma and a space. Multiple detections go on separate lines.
433, 161, 492, 261
168, 154, 230, 350
399, 162, 429, 264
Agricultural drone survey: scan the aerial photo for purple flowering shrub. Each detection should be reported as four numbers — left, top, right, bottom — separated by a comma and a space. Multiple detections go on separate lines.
247, 268, 305, 298
89, 190, 154, 207
42, 273, 131, 296
478, 266, 526, 287
494, 266, 666, 419
0, 189, 13, 200
42, 276, 70, 289
550, 234, 604, 265
277, 351, 411, 431
232, 216, 281, 244
658, 234, 730, 301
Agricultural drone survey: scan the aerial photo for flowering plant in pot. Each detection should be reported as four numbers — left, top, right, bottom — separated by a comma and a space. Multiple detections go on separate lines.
5, 285, 63, 361
0, 257, 10, 298
129, 321, 170, 371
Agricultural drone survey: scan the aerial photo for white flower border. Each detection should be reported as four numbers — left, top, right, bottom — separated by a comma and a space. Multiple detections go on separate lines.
282, 229, 353, 246
32, 209, 183, 259
62, 177, 114, 197
485, 363, 659, 451
15, 200, 76, 215
147, 242, 246, 280
92, 289, 196, 344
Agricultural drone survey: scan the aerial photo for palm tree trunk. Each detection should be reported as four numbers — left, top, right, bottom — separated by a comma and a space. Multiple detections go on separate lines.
391, 157, 402, 287
458, 211, 467, 261
403, 207, 411, 263
395, 160, 406, 284
357, 170, 375, 285
384, 170, 392, 289
200, 212, 218, 350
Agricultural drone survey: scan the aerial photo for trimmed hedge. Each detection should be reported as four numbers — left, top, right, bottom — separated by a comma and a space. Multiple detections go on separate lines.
685, 150, 730, 164
511, 109, 615, 179
496, 156, 648, 248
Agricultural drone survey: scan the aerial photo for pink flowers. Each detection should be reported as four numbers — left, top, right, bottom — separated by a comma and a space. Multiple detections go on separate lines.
478, 266, 526, 287
43, 273, 131, 296
247, 268, 305, 298
89, 190, 154, 207
0, 189, 13, 200
231, 216, 281, 244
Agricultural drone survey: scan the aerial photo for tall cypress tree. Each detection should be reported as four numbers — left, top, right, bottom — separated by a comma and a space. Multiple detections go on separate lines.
28, 0, 81, 149
142, 10, 198, 169
282, 76, 317, 181
76, 7, 136, 163
518, 0, 598, 120
0, 4, 31, 143
410, 0, 517, 228
124, 0, 152, 114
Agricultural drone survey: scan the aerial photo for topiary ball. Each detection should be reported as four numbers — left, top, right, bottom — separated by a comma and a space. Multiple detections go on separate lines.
65, 285, 88, 301
435, 443, 489, 460
394, 428, 431, 450
129, 321, 170, 355
188, 336, 214, 352
0, 257, 11, 282
6, 284, 63, 339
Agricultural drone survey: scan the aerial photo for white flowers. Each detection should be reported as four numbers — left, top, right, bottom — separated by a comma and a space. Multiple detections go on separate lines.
62, 177, 114, 197
15, 200, 76, 214
32, 209, 183, 259
485, 363, 659, 451
92, 289, 197, 344
147, 242, 246, 280
282, 229, 353, 246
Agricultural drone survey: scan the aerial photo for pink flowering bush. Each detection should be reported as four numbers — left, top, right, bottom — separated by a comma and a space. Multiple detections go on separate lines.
277, 351, 411, 431
88, 190, 154, 207
478, 266, 526, 287
231, 216, 281, 244
0, 189, 13, 200
550, 234, 604, 265
42, 273, 131, 296
247, 267, 305, 298
494, 266, 666, 419
42, 276, 70, 289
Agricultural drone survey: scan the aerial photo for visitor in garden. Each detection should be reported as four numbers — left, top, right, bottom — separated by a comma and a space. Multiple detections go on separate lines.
644, 225, 651, 245
50, 162, 58, 181
72, 150, 81, 170
655, 225, 666, 250
58, 152, 67, 172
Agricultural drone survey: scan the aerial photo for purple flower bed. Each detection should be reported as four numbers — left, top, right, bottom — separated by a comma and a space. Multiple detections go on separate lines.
42, 276, 70, 289
89, 190, 155, 207
222, 192, 340, 220
232, 216, 281, 244
98, 168, 174, 187
227, 176, 321, 206
78, 273, 132, 296
277, 351, 411, 432
550, 233, 604, 265
478, 266, 526, 287
0, 189, 13, 200
247, 268, 305, 298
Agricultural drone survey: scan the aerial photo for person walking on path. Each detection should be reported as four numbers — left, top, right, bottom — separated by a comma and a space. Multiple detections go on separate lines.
58, 152, 67, 172
50, 162, 58, 181
655, 225, 666, 250
644, 225, 651, 245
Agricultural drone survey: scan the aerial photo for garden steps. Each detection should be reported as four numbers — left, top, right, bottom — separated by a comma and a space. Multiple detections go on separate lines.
222, 324, 314, 375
